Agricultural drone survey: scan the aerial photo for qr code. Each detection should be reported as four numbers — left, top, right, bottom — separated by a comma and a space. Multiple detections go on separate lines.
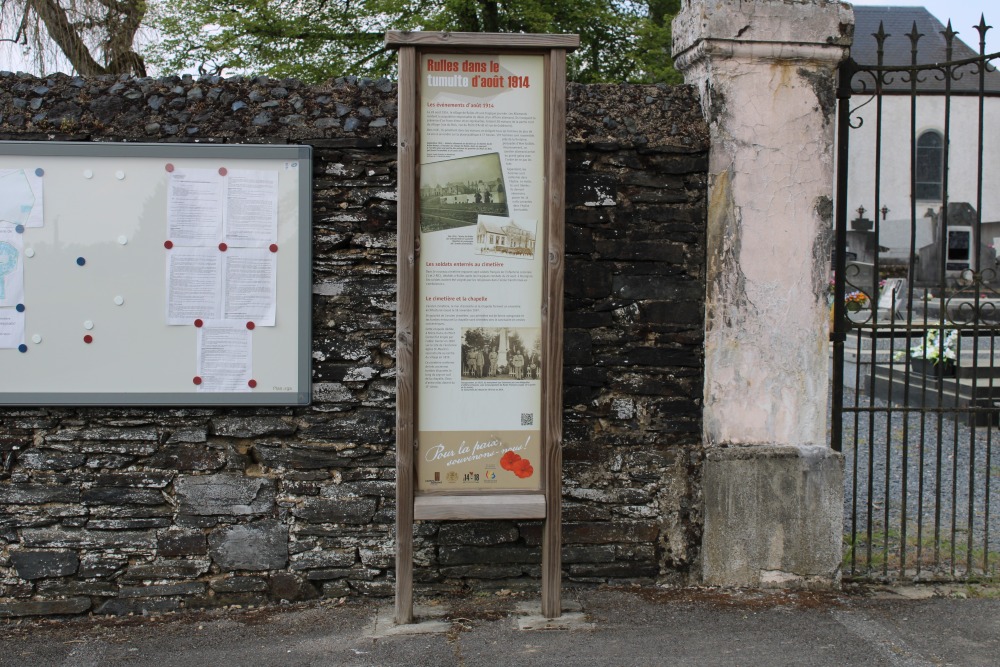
521, 413, 534, 426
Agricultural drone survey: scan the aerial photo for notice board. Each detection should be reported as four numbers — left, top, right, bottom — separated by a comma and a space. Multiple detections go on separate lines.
0, 141, 311, 406
388, 30, 577, 623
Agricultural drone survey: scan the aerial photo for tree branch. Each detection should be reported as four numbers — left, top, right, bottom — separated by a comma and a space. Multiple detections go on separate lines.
103, 0, 146, 74
25, 0, 107, 74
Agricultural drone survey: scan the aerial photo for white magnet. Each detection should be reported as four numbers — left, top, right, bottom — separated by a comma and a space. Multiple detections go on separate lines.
115, 170, 125, 180
83, 169, 93, 179
118, 235, 128, 245
114, 295, 124, 306
24, 248, 35, 258
31, 334, 42, 344
83, 320, 94, 330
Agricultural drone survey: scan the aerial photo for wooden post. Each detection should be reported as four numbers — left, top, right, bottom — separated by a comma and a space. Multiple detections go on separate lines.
394, 44, 417, 626
541, 48, 567, 620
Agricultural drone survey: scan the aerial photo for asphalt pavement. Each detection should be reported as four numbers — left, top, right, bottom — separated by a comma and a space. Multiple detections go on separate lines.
2, 585, 998, 666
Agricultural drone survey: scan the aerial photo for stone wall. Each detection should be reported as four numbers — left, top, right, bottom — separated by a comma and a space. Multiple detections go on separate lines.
0, 71, 708, 616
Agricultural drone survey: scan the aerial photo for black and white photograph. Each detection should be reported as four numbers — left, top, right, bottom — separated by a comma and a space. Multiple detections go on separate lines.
475, 215, 537, 260
419, 153, 508, 233
460, 326, 541, 381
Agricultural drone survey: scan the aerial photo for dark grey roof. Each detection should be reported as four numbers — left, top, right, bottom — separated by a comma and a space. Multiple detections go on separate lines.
851, 6, 1000, 93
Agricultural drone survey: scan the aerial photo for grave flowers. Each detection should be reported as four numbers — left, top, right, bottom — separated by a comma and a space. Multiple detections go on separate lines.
845, 291, 869, 312
895, 329, 958, 376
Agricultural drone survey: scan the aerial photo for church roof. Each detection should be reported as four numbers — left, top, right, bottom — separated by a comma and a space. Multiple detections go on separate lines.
478, 218, 508, 234
851, 6, 1000, 94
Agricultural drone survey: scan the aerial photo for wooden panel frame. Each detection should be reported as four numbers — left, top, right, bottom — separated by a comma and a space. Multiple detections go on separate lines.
415, 494, 546, 520
386, 31, 579, 49
541, 47, 567, 621
389, 32, 573, 624
394, 44, 418, 626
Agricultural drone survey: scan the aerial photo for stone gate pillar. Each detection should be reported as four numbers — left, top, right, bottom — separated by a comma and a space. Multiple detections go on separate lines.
672, 0, 854, 587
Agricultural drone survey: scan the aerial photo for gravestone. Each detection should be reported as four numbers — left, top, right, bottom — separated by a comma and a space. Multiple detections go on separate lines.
877, 278, 907, 320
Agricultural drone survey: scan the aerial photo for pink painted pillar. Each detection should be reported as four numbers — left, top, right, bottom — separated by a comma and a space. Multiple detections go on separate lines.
673, 0, 854, 587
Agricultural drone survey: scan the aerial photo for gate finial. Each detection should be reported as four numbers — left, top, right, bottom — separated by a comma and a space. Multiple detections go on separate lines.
942, 20, 958, 60
906, 21, 924, 54
874, 21, 889, 65
975, 15, 992, 55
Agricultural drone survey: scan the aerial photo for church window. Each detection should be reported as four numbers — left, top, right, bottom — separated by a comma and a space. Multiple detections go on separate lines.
915, 130, 944, 200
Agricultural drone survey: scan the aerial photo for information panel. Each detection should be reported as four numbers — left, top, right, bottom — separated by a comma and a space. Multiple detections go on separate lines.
417, 53, 545, 492
0, 142, 311, 405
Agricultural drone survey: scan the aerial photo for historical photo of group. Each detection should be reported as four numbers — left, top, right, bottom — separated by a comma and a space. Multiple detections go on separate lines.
460, 326, 540, 381
419, 153, 508, 233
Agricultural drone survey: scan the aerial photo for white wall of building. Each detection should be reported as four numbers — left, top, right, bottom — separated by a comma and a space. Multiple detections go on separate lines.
845, 95, 1000, 223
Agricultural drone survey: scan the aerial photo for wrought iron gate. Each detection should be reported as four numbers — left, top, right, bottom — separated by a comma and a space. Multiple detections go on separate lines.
832, 13, 1000, 581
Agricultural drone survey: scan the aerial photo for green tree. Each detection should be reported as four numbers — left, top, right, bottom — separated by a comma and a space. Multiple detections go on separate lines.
146, 0, 680, 83
147, 0, 429, 81
631, 0, 682, 84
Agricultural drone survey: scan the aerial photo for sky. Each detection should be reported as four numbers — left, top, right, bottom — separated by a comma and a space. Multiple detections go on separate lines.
849, 1, 1000, 56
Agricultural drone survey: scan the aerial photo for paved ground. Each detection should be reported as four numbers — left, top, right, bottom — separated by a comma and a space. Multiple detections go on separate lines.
2, 585, 998, 667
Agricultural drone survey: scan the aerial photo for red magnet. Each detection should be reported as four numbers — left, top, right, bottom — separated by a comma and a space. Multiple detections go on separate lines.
194, 319, 204, 327
83, 334, 93, 344
218, 167, 228, 176
248, 379, 257, 389
218, 242, 228, 252
193, 376, 202, 385
269, 244, 278, 253
165, 163, 175, 172
246, 321, 255, 330
164, 240, 174, 249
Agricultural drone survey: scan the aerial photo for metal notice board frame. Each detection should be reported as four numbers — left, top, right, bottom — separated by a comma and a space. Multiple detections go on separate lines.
387, 31, 577, 623
0, 141, 312, 406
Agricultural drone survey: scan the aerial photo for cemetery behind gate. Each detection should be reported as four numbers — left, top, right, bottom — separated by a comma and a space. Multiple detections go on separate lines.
832, 6, 1000, 582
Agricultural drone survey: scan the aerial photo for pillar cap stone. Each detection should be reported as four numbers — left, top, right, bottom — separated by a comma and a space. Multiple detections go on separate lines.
672, 0, 854, 69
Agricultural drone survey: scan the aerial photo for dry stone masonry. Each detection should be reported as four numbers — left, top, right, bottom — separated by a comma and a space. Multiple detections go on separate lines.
0, 71, 708, 617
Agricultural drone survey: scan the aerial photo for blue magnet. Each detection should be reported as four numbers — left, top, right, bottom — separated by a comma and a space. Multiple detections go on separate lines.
18, 344, 27, 353
34, 168, 44, 177
14, 225, 24, 234
15, 304, 24, 312
76, 257, 86, 266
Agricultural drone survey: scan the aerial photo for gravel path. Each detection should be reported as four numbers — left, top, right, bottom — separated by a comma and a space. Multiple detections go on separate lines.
840, 388, 1000, 579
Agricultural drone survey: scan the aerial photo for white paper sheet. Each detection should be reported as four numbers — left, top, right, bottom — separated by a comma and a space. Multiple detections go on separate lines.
167, 168, 223, 245
223, 249, 277, 326
224, 170, 278, 246
0, 169, 43, 228
0, 225, 24, 308
166, 247, 222, 324
0, 308, 24, 349
196, 322, 252, 392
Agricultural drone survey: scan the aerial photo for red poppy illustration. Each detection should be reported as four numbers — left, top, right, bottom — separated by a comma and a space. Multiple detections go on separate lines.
500, 450, 521, 471
511, 458, 534, 479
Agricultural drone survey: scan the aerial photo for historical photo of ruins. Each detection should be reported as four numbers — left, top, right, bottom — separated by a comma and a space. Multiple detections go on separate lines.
460, 326, 541, 382
419, 153, 508, 233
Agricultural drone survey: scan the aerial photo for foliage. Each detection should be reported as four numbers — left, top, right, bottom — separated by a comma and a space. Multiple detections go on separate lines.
0, 0, 148, 75
630, 0, 682, 84
146, 0, 419, 81
3, 0, 683, 83
145, 0, 682, 83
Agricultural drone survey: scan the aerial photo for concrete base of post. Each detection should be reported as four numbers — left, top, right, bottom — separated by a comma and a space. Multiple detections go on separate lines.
701, 445, 844, 588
